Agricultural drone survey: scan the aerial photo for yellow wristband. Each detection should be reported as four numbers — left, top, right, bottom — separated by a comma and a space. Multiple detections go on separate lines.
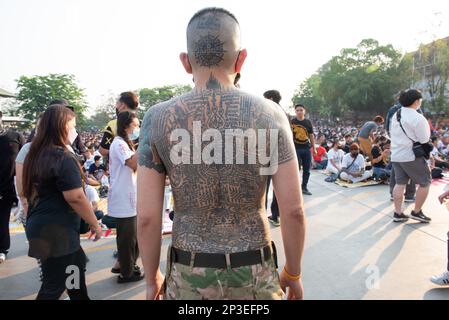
282, 266, 301, 281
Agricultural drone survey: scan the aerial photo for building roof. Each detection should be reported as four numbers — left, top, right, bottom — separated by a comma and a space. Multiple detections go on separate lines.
1, 116, 30, 123
0, 88, 16, 98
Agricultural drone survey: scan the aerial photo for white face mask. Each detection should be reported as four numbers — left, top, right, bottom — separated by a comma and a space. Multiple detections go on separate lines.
128, 128, 140, 141
68, 127, 78, 145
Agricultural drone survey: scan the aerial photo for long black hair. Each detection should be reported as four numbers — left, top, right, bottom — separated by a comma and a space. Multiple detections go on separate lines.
117, 111, 137, 151
23, 105, 80, 201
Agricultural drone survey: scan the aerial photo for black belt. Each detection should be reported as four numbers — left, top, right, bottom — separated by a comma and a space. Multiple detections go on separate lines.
171, 243, 275, 269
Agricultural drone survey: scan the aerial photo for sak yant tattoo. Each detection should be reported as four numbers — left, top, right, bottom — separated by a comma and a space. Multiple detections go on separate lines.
206, 74, 222, 90
196, 15, 221, 30
139, 88, 295, 253
137, 110, 166, 174
193, 34, 226, 68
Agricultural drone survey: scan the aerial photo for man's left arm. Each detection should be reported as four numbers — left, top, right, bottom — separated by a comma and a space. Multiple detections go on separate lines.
136, 110, 166, 300
416, 118, 431, 144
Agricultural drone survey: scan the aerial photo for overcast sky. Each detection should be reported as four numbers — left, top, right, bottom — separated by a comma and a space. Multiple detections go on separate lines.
1, 0, 448, 114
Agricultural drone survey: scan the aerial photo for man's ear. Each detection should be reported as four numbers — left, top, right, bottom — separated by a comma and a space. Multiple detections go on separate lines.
235, 49, 247, 73
180, 52, 193, 74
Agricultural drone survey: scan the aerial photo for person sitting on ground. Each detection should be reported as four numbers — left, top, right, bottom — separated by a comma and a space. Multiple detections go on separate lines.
81, 167, 105, 221
431, 136, 449, 170
343, 133, 353, 154
84, 146, 96, 170
326, 139, 345, 175
351, 128, 358, 141
88, 155, 108, 187
438, 133, 449, 156
312, 142, 328, 170
316, 133, 327, 150
340, 143, 373, 183
79, 173, 109, 235
429, 150, 444, 179
371, 136, 391, 181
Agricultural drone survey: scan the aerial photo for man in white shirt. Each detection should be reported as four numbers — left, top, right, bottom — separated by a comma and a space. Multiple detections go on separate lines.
390, 89, 431, 223
339, 143, 372, 183
84, 146, 96, 170
326, 140, 345, 175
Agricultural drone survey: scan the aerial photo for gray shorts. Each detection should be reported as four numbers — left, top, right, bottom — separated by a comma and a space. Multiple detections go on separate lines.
392, 158, 431, 187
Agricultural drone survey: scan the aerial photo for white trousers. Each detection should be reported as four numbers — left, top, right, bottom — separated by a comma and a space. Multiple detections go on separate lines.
340, 170, 373, 183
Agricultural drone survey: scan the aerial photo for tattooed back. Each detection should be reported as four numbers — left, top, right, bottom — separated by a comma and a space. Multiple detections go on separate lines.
139, 88, 294, 253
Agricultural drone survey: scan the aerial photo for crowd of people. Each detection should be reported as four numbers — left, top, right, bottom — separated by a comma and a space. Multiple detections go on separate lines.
0, 7, 449, 300
310, 115, 449, 184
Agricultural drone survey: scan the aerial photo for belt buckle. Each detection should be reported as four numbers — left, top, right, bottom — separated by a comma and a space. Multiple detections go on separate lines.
189, 252, 196, 270
225, 253, 231, 271
260, 247, 266, 266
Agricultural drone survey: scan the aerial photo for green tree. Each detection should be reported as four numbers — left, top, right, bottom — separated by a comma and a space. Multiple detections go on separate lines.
83, 92, 117, 130
292, 74, 323, 114
15, 74, 87, 124
84, 112, 111, 131
416, 38, 449, 113
138, 84, 192, 118
292, 39, 412, 120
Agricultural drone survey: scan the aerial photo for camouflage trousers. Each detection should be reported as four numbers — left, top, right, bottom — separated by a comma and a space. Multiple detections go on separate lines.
163, 246, 284, 300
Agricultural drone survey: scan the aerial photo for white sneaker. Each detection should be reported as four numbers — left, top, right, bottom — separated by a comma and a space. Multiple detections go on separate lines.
431, 271, 449, 286
0, 253, 6, 264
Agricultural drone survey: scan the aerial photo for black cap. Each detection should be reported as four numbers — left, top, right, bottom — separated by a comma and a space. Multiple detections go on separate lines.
48, 99, 74, 112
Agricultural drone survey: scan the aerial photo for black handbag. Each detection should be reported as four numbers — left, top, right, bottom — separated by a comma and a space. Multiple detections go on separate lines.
396, 109, 432, 160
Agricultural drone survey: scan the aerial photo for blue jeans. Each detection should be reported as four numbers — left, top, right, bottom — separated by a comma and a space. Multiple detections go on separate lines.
296, 147, 312, 190
373, 167, 390, 180
315, 160, 328, 170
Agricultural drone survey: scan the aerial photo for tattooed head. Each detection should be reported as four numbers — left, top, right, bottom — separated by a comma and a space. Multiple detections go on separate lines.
186, 7, 241, 70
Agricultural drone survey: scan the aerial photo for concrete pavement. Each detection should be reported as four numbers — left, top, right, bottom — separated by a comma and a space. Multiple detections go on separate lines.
1, 171, 449, 300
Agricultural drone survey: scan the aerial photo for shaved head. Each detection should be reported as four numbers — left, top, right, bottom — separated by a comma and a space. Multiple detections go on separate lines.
186, 8, 241, 71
